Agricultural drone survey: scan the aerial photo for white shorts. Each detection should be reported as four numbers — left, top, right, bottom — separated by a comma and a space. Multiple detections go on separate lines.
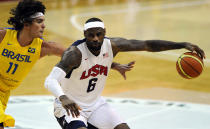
54, 97, 125, 129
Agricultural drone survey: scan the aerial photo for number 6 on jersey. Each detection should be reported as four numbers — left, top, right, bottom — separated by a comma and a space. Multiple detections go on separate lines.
87, 78, 98, 93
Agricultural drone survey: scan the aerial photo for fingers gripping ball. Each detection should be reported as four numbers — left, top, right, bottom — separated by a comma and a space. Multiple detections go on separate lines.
176, 52, 204, 79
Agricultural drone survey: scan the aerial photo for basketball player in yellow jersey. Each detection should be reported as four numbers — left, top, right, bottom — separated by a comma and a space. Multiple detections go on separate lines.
0, 0, 135, 128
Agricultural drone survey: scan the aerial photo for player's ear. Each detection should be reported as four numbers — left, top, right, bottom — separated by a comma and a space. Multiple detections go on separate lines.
24, 23, 30, 27
84, 31, 87, 38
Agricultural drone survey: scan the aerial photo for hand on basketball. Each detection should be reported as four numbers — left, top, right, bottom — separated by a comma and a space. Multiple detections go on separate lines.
184, 42, 206, 59
59, 95, 81, 118
114, 61, 135, 80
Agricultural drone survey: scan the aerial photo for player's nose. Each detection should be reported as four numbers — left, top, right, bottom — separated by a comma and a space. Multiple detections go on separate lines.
42, 23, 46, 29
93, 35, 99, 42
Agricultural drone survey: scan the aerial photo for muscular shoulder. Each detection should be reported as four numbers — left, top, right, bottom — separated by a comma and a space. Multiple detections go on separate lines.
56, 45, 82, 73
110, 37, 135, 49
110, 37, 146, 55
0, 30, 6, 43
110, 37, 128, 56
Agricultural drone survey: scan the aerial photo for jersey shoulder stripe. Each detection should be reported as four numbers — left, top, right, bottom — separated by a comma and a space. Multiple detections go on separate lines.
72, 38, 86, 46
4, 27, 15, 30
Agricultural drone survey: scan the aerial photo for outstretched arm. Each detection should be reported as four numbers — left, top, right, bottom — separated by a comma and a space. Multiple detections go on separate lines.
40, 41, 66, 58
110, 38, 205, 59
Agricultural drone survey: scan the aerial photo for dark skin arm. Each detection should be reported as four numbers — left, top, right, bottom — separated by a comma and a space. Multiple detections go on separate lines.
110, 38, 205, 59
41, 41, 135, 79
56, 46, 135, 117
56, 46, 82, 118
56, 46, 82, 73
111, 61, 135, 80
59, 95, 81, 118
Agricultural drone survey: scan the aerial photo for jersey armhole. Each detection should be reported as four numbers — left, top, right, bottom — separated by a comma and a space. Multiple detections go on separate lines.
107, 38, 114, 58
0, 29, 7, 44
37, 38, 44, 59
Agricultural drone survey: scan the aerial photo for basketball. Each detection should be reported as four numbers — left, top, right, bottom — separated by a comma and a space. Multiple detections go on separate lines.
176, 52, 204, 79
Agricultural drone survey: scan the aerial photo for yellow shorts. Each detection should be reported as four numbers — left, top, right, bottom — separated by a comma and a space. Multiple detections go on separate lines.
0, 90, 15, 127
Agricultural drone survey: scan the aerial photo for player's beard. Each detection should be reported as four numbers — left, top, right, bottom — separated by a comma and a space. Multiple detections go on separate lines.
86, 41, 103, 52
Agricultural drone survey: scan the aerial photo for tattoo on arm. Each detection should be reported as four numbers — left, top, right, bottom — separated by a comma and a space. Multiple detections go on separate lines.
56, 46, 82, 74
110, 37, 186, 56
144, 40, 186, 51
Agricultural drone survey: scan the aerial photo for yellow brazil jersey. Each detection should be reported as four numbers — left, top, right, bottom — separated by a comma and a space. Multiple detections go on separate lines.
0, 29, 42, 91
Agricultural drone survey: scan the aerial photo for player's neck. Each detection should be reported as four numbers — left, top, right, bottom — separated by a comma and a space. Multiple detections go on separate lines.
88, 48, 100, 56
17, 30, 33, 47
90, 50, 100, 56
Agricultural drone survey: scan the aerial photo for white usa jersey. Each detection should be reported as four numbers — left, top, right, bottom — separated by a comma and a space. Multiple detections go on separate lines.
59, 38, 113, 107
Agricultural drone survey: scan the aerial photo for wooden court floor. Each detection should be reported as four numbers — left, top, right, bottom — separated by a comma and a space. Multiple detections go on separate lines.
0, 0, 210, 103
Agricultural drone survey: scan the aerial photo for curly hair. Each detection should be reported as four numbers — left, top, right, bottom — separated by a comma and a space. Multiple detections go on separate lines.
8, 0, 46, 31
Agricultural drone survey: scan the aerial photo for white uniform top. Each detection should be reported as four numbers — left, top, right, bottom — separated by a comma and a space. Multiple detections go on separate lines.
58, 38, 113, 107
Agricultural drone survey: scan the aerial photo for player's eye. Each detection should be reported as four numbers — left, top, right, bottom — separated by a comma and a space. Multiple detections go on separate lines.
38, 20, 43, 23
88, 33, 94, 38
96, 32, 102, 37
34, 19, 44, 24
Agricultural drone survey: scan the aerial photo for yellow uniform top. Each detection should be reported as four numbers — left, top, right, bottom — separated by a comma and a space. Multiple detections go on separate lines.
0, 29, 42, 91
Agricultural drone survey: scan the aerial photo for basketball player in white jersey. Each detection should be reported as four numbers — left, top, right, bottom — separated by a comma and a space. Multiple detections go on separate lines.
44, 17, 205, 129
0, 1, 134, 128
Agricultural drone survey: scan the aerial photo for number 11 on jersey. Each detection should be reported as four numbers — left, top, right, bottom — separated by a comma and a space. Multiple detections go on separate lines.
7, 62, 18, 74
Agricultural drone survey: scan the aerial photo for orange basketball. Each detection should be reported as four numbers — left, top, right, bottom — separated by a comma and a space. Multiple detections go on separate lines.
176, 52, 204, 79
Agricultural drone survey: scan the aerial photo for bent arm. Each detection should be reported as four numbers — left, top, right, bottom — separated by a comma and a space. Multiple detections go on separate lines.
56, 46, 82, 73
45, 46, 82, 97
41, 40, 135, 73
45, 67, 66, 98
44, 66, 81, 117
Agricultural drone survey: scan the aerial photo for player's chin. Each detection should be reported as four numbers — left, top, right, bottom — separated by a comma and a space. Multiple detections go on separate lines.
37, 33, 43, 38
